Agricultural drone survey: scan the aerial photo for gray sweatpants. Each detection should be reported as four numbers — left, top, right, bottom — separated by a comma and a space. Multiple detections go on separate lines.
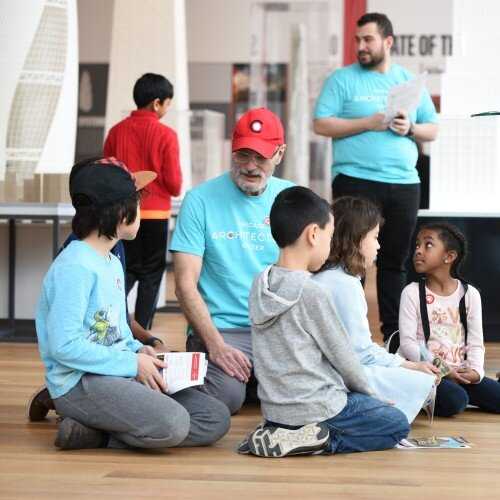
187, 329, 256, 415
53, 374, 230, 449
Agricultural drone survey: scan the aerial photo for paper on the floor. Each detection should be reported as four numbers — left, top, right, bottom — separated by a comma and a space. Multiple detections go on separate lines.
157, 352, 208, 395
397, 436, 471, 449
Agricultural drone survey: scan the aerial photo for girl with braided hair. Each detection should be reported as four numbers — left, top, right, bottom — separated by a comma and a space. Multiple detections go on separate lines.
399, 222, 500, 416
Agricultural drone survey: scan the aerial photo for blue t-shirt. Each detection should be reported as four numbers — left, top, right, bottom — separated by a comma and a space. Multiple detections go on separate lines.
170, 172, 294, 329
36, 240, 143, 399
314, 63, 438, 184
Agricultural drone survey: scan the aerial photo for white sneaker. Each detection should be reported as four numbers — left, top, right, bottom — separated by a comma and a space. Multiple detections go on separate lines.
247, 422, 330, 458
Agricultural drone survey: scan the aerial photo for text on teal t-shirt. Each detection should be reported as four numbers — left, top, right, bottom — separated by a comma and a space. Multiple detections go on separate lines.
314, 63, 438, 183
169, 172, 294, 329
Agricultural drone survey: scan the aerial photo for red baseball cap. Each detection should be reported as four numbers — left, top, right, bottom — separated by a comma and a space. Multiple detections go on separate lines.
232, 108, 285, 159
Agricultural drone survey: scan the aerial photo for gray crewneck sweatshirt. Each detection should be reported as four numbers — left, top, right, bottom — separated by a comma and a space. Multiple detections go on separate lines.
249, 265, 374, 426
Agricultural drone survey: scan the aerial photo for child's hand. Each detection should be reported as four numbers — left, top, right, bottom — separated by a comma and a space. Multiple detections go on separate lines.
138, 345, 157, 358
447, 368, 472, 385
456, 367, 480, 384
136, 353, 167, 392
155, 343, 168, 353
403, 360, 441, 381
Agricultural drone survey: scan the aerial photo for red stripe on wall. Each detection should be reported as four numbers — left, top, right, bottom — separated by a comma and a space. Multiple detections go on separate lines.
343, 0, 367, 66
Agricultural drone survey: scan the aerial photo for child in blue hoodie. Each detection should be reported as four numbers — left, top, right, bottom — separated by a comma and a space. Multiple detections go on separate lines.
35, 157, 229, 450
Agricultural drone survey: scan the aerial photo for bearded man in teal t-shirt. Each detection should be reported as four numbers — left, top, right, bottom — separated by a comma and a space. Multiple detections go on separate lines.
314, 12, 439, 341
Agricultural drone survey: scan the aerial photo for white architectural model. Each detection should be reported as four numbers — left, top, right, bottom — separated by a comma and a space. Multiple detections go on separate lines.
0, 0, 78, 200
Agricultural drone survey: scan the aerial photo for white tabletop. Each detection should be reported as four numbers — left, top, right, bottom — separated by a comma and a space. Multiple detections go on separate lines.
418, 209, 500, 218
0, 203, 75, 217
0, 198, 183, 218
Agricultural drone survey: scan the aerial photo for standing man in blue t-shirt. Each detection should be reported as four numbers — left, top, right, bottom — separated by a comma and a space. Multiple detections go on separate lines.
170, 108, 293, 414
314, 12, 439, 341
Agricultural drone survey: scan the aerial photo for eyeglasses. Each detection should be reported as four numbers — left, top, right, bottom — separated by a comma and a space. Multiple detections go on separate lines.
232, 151, 272, 167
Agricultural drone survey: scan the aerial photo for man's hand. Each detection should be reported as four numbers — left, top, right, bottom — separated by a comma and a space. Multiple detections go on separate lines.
389, 109, 411, 136
136, 353, 167, 392
366, 112, 389, 131
447, 368, 472, 385
456, 367, 480, 384
208, 341, 252, 383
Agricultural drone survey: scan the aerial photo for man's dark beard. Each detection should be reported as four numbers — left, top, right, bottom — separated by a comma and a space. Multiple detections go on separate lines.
358, 51, 385, 69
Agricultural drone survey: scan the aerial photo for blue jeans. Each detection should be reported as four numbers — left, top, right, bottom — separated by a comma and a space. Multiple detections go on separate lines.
435, 377, 500, 417
323, 393, 410, 454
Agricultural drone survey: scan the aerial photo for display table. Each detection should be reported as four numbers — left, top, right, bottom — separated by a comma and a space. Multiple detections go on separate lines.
0, 199, 182, 342
0, 203, 75, 340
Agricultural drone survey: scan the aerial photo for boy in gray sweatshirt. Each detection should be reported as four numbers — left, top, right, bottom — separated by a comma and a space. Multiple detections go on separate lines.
245, 186, 409, 457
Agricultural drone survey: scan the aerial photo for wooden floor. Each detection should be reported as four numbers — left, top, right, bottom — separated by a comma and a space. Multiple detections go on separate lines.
1, 270, 500, 499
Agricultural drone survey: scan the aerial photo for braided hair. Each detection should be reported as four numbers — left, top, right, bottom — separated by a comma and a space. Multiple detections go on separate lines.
420, 222, 468, 280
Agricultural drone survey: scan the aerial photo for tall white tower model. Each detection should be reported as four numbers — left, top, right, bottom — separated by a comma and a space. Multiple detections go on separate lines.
0, 0, 78, 199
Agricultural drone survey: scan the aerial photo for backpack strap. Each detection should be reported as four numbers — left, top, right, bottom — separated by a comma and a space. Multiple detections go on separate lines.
420, 278, 470, 358
418, 278, 432, 343
459, 281, 469, 360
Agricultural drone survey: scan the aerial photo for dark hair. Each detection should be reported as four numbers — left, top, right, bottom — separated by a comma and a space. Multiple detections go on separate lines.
357, 12, 394, 38
418, 222, 468, 279
72, 192, 140, 240
133, 73, 174, 108
270, 186, 332, 248
321, 196, 383, 277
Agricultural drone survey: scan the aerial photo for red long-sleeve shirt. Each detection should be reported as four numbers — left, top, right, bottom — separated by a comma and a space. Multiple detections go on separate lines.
103, 109, 182, 219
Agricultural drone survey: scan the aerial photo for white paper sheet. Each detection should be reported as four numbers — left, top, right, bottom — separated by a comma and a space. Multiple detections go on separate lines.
157, 352, 208, 395
384, 72, 427, 123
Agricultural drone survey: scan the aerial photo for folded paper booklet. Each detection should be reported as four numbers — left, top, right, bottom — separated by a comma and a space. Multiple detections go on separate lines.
397, 436, 470, 449
156, 352, 208, 395
433, 356, 452, 378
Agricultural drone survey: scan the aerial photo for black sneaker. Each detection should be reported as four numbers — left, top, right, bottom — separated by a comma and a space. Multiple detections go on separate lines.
27, 386, 55, 421
54, 417, 107, 450
247, 422, 330, 458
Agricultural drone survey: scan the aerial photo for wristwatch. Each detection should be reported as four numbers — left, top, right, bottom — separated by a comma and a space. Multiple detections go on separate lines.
406, 123, 415, 137
144, 336, 164, 347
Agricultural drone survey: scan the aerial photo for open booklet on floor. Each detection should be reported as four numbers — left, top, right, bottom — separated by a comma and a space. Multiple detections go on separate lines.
156, 352, 208, 395
397, 436, 471, 449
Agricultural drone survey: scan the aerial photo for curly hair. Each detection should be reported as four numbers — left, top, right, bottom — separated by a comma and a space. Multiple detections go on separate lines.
320, 196, 383, 277
418, 222, 468, 280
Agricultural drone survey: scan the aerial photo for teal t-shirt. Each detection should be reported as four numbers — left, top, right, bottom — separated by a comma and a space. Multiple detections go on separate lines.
170, 172, 294, 329
36, 241, 142, 399
314, 63, 438, 183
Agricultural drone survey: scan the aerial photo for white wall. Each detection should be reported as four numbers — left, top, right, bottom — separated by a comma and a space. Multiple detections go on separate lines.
186, 0, 252, 63
369, 0, 453, 95
77, 0, 114, 63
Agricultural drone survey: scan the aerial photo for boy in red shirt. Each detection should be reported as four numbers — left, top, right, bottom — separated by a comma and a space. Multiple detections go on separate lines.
104, 73, 182, 329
